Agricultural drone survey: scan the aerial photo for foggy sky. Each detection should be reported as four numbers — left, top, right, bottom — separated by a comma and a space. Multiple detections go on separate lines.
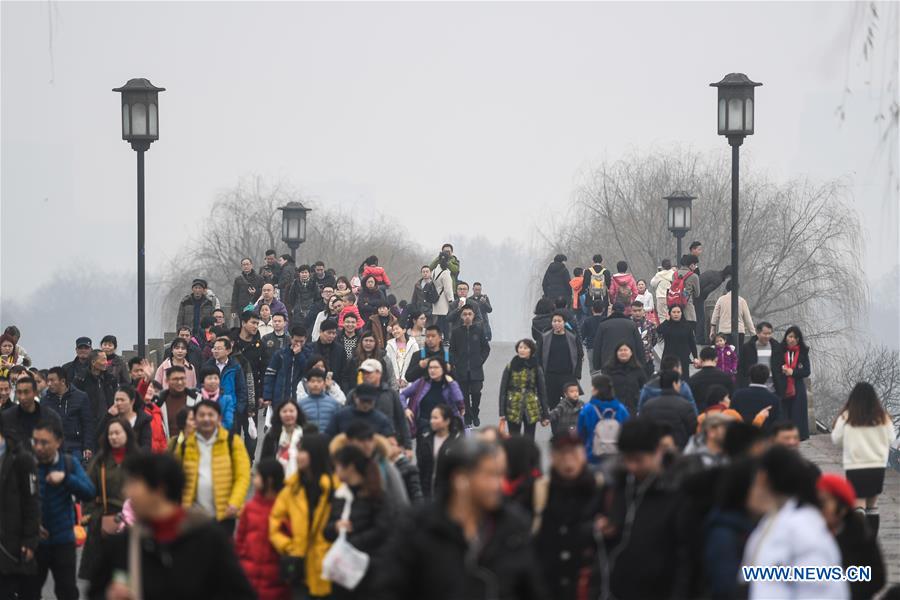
2, 2, 898, 348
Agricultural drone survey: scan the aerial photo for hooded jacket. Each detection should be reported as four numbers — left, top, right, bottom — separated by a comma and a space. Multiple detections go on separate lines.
542, 261, 571, 302
610, 273, 639, 311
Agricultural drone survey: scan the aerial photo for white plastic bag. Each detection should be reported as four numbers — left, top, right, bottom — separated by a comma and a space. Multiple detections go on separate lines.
321, 484, 370, 590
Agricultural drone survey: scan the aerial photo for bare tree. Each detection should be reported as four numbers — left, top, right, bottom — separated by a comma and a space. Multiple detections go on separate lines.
817, 344, 900, 430
159, 176, 428, 328
546, 149, 864, 345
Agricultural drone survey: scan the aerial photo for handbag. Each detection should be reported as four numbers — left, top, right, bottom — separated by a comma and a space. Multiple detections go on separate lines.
321, 485, 370, 590
279, 555, 305, 584
100, 464, 119, 536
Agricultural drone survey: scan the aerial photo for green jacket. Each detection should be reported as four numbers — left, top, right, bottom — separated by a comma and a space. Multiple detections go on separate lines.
429, 255, 460, 288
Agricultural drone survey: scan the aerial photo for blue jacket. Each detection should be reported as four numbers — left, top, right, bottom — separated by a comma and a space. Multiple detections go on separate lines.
38, 453, 95, 545
203, 357, 248, 420
263, 344, 313, 406
299, 393, 340, 432
638, 377, 697, 414
577, 397, 630, 458
704, 509, 754, 600
41, 387, 95, 454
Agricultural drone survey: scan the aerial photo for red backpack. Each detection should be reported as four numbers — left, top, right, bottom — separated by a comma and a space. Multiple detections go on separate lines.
666, 270, 690, 308
144, 403, 168, 453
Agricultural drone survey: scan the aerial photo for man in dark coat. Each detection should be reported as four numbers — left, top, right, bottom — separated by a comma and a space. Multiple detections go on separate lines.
592, 302, 644, 373
0, 418, 40, 599
736, 322, 786, 396
63, 337, 93, 386
534, 432, 603, 600
1, 377, 64, 450
731, 364, 781, 431
639, 371, 697, 450
42, 367, 95, 461
276, 254, 296, 296
542, 254, 571, 304
688, 346, 735, 411
286, 264, 319, 322
312, 320, 346, 382
405, 325, 452, 383
449, 306, 491, 427
88, 453, 255, 600
376, 437, 549, 600
74, 350, 117, 431
230, 258, 264, 322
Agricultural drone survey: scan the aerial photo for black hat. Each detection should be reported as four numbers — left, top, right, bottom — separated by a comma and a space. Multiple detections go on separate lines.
612, 302, 626, 313
191, 278, 208, 289
354, 384, 379, 403
75, 336, 92, 349
100, 334, 118, 347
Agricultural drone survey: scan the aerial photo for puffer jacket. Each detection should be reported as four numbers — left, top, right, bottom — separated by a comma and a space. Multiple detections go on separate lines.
548, 397, 583, 435
269, 473, 338, 598
640, 391, 698, 449
542, 261, 571, 302
41, 386, 95, 454
175, 426, 251, 521
610, 273, 639, 310
236, 492, 289, 600
263, 344, 313, 406
361, 265, 392, 287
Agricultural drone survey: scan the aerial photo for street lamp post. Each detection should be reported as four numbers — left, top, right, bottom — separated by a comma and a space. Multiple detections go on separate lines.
711, 73, 761, 361
278, 201, 312, 263
665, 191, 695, 263
113, 78, 165, 359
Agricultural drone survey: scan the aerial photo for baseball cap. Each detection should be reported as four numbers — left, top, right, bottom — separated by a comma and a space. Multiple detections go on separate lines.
75, 337, 92, 349
359, 359, 383, 374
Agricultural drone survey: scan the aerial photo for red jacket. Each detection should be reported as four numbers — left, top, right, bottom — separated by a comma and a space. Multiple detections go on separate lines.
235, 493, 289, 600
610, 273, 639, 314
143, 403, 168, 453
361, 265, 392, 287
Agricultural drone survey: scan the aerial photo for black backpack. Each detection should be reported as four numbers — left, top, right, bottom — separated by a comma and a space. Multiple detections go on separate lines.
422, 280, 440, 305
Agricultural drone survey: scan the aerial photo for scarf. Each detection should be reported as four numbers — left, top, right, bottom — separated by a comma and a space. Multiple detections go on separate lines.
276, 426, 303, 479
784, 346, 800, 398
149, 507, 186, 543
201, 388, 220, 402
510, 355, 537, 372
111, 447, 127, 465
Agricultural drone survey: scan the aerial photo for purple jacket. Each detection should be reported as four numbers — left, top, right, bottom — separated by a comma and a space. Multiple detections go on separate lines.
254, 297, 289, 319
400, 377, 464, 437
716, 345, 738, 376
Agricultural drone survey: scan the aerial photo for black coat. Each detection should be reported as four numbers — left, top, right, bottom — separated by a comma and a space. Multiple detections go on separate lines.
688, 367, 735, 411
656, 318, 698, 376
603, 470, 689, 600
42, 386, 96, 454
640, 390, 698, 449
410, 278, 434, 315
836, 512, 887, 600
449, 324, 490, 382
98, 409, 153, 451
404, 345, 451, 383
0, 443, 39, 576
74, 370, 117, 430
230, 329, 268, 395
535, 471, 603, 600
592, 314, 645, 372
314, 340, 346, 383
737, 336, 786, 396
286, 278, 319, 320
87, 510, 256, 600
415, 430, 460, 500
231, 270, 264, 314
375, 502, 549, 600
394, 455, 424, 504
542, 261, 571, 302
731, 386, 781, 431
325, 489, 393, 598
531, 313, 552, 342
1, 402, 63, 450
63, 357, 91, 387
604, 361, 647, 414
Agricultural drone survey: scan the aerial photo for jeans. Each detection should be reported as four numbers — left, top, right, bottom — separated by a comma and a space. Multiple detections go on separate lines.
27, 542, 77, 600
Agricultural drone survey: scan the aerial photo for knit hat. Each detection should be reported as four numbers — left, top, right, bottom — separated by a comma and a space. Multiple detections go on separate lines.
817, 473, 856, 508
191, 278, 208, 289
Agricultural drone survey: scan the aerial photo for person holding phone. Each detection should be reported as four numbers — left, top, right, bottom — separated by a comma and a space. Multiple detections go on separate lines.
231, 257, 264, 324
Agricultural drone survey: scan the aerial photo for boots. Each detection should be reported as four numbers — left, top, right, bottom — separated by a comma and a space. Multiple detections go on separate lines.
865, 508, 880, 536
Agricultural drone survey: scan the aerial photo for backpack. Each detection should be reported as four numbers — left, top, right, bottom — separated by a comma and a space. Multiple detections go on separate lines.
666, 270, 690, 308
615, 279, 634, 306
587, 267, 608, 301
422, 280, 440, 305
592, 405, 620, 457
144, 403, 168, 454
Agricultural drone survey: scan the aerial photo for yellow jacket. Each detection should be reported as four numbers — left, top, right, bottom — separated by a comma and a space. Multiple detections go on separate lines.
175, 426, 251, 520
269, 473, 338, 597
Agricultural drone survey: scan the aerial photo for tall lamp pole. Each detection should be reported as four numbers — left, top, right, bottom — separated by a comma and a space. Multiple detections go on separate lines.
711, 73, 761, 362
665, 191, 695, 264
278, 201, 312, 263
114, 78, 165, 359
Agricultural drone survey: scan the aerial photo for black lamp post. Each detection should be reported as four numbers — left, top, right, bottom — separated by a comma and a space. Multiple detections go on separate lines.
665, 191, 695, 263
113, 78, 165, 359
278, 201, 311, 262
711, 72, 761, 359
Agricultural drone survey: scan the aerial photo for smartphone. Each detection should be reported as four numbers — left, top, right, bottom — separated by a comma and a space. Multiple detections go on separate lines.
327, 371, 333, 379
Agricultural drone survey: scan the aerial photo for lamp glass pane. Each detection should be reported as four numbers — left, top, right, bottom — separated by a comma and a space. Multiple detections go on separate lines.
745, 98, 753, 131
668, 206, 674, 229
132, 103, 147, 136
122, 104, 130, 137
718, 98, 726, 131
675, 207, 685, 229
149, 103, 158, 137
282, 218, 289, 239
288, 218, 300, 240
727, 98, 743, 132
684, 205, 692, 229
298, 217, 307, 241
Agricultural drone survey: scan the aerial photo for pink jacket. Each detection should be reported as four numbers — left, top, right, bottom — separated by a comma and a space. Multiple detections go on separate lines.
361, 265, 392, 287
338, 304, 364, 330
610, 273, 639, 314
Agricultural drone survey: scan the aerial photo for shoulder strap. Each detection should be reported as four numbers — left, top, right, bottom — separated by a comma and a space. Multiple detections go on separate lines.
63, 452, 73, 477
179, 437, 187, 461
101, 463, 108, 513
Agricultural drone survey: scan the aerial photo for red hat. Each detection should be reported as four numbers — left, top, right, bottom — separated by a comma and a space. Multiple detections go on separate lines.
816, 473, 856, 508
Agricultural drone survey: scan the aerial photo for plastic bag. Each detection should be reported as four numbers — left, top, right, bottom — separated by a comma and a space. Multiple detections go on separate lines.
321, 484, 370, 589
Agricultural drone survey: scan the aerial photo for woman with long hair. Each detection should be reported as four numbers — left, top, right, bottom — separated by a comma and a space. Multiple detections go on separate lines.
831, 382, 895, 535
416, 403, 464, 500
0, 333, 22, 378
334, 276, 354, 303
779, 325, 812, 441
357, 274, 387, 323
326, 444, 392, 599
406, 309, 428, 347
153, 338, 197, 390
498, 338, 550, 439
386, 323, 418, 390
261, 399, 307, 478
401, 358, 464, 440
603, 342, 647, 413
270, 433, 339, 599
78, 417, 139, 579
656, 304, 698, 377
103, 385, 153, 450
343, 331, 390, 392
257, 303, 275, 338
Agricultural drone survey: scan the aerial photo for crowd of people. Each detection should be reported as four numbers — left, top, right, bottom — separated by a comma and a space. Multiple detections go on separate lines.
0, 240, 895, 600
